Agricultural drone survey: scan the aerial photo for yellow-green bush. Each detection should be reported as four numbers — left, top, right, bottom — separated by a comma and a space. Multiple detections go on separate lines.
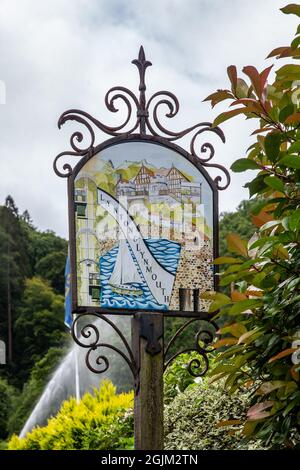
8, 380, 134, 450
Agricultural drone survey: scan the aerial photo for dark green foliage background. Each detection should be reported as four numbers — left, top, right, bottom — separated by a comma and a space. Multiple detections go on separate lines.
0, 196, 68, 438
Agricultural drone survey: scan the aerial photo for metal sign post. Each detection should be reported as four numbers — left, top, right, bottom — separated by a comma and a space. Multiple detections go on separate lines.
54, 46, 229, 450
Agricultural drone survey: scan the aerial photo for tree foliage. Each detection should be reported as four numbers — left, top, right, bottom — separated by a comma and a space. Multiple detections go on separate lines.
204, 3, 300, 448
0, 202, 31, 359
219, 200, 257, 257
8, 381, 134, 450
13, 277, 67, 385
0, 378, 16, 440
25, 229, 67, 295
164, 376, 263, 450
0, 196, 68, 403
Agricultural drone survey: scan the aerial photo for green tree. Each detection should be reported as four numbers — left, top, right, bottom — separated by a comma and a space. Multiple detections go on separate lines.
204, 3, 300, 448
13, 277, 67, 385
219, 200, 257, 256
24, 227, 67, 295
0, 198, 31, 365
0, 377, 17, 439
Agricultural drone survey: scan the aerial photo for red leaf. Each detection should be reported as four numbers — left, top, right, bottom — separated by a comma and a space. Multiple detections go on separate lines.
290, 365, 300, 381
227, 65, 238, 93
251, 127, 272, 135
260, 65, 273, 103
243, 66, 262, 98
213, 338, 238, 349
267, 47, 290, 59
251, 210, 273, 228
231, 290, 247, 301
216, 419, 242, 428
281, 4, 300, 17
268, 348, 298, 363
230, 98, 263, 112
247, 401, 274, 421
285, 113, 300, 124
278, 47, 300, 58
203, 90, 233, 108
242, 65, 272, 104
227, 233, 248, 257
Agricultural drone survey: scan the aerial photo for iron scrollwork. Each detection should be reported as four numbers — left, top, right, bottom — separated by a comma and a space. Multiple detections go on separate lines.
71, 313, 138, 389
54, 46, 230, 190
164, 318, 218, 377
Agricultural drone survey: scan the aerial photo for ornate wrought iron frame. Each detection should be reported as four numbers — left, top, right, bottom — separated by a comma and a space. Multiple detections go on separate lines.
54, 46, 230, 379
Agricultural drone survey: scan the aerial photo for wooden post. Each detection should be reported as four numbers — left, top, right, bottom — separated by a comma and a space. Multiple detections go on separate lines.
132, 312, 164, 450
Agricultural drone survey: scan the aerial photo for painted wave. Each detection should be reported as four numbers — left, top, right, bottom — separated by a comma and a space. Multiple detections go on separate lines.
100, 238, 181, 311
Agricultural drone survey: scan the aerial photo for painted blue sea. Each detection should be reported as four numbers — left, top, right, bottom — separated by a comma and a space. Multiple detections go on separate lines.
100, 238, 181, 311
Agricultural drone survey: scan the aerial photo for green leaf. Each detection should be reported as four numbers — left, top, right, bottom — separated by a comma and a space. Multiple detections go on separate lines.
220, 322, 248, 338
236, 78, 250, 99
213, 256, 242, 265
229, 299, 262, 315
279, 155, 300, 169
212, 108, 248, 127
276, 64, 300, 79
291, 35, 300, 48
287, 210, 300, 231
288, 141, 300, 153
231, 158, 260, 172
219, 273, 241, 287
264, 176, 285, 193
277, 382, 298, 400
201, 291, 231, 303
243, 420, 258, 436
259, 219, 281, 231
281, 4, 300, 17
264, 132, 281, 161
279, 104, 295, 123
208, 293, 232, 312
244, 173, 268, 197
283, 396, 300, 416
238, 328, 261, 344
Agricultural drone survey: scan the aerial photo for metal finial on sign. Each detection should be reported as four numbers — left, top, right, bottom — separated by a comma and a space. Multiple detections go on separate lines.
132, 46, 152, 135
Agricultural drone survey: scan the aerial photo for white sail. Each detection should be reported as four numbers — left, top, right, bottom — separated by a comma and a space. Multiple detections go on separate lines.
108, 243, 122, 285
109, 239, 142, 285
99, 188, 176, 306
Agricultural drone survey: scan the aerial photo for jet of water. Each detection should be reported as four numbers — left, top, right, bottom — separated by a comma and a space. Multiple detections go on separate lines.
20, 315, 132, 437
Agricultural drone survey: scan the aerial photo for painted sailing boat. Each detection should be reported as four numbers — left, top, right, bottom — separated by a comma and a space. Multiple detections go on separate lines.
109, 239, 143, 296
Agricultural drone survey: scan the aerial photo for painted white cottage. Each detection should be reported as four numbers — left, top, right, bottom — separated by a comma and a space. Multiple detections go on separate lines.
116, 164, 201, 203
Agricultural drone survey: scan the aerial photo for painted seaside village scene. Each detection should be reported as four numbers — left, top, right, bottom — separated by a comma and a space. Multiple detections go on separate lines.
74, 141, 214, 312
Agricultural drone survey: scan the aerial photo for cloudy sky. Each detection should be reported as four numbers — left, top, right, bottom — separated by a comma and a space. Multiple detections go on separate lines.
0, 0, 298, 238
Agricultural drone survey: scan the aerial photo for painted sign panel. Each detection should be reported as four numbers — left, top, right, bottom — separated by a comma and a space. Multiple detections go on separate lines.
74, 140, 215, 312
